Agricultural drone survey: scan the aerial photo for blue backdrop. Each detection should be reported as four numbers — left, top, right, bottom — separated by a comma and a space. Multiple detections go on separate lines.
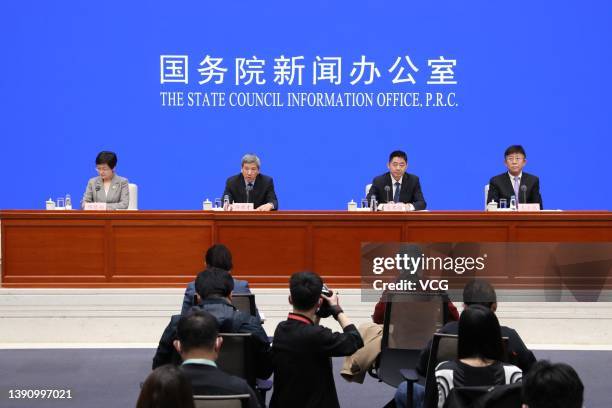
2, 1, 610, 210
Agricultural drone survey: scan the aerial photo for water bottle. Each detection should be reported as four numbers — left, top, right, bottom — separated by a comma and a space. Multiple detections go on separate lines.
65, 194, 72, 210
223, 195, 230, 211
370, 196, 377, 212
510, 195, 517, 211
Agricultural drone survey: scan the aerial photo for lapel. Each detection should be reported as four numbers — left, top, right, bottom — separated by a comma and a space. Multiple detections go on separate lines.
107, 174, 121, 202
235, 174, 247, 202
400, 173, 411, 201
502, 173, 516, 197
93, 177, 106, 201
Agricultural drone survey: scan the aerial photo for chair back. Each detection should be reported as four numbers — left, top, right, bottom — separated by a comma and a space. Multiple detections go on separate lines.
128, 183, 138, 210
444, 383, 522, 408
484, 184, 490, 209
216, 333, 256, 387
423, 333, 511, 408
231, 294, 257, 317
365, 183, 372, 198
378, 292, 447, 387
193, 394, 250, 408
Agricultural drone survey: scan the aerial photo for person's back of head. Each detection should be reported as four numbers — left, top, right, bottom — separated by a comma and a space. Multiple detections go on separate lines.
136, 365, 195, 408
176, 309, 220, 358
289, 271, 323, 312
195, 267, 234, 300
457, 304, 504, 361
205, 244, 233, 271
522, 360, 584, 408
463, 278, 497, 310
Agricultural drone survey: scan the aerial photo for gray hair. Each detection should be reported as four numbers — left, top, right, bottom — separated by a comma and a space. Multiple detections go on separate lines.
241, 154, 261, 169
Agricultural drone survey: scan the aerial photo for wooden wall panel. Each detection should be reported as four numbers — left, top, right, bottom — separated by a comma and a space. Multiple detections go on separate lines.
216, 224, 307, 286
112, 224, 213, 281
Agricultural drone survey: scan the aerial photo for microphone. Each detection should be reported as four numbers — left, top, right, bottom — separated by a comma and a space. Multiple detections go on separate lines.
246, 184, 253, 203
95, 185, 100, 192
384, 185, 391, 203
520, 185, 527, 204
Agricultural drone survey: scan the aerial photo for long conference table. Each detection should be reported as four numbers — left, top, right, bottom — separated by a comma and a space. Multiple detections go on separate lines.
0, 210, 610, 288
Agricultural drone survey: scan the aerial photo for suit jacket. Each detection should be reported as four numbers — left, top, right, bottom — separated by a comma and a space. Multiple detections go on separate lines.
81, 174, 129, 210
223, 173, 278, 210
487, 172, 543, 208
181, 278, 252, 315
366, 172, 426, 210
152, 298, 272, 379
180, 363, 261, 408
270, 315, 364, 408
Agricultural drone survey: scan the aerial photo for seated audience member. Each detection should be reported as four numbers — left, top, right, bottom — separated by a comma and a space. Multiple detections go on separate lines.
181, 244, 252, 314
136, 365, 195, 408
487, 144, 543, 208
416, 279, 536, 376
372, 243, 459, 325
81, 150, 130, 210
342, 244, 459, 384
175, 309, 261, 408
522, 360, 584, 408
153, 268, 272, 380
396, 305, 523, 408
270, 271, 364, 408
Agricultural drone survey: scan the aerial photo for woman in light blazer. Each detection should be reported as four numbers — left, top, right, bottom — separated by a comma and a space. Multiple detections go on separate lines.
81, 151, 129, 210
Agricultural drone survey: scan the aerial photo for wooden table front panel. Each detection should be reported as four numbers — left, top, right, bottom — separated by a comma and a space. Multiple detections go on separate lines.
1, 211, 610, 288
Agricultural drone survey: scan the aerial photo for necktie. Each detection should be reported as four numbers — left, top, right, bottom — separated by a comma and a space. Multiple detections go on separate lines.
513, 177, 519, 199
247, 183, 253, 203
393, 182, 401, 203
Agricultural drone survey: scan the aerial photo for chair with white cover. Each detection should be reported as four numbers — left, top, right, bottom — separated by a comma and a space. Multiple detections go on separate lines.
128, 183, 138, 210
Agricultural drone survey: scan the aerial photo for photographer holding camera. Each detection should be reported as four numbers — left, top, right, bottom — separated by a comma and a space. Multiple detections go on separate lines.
270, 271, 364, 408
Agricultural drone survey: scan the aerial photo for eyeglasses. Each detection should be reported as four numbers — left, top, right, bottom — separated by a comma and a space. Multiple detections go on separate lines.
506, 155, 524, 163
95, 167, 112, 173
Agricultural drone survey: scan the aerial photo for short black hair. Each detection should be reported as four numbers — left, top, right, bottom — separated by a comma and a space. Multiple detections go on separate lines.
504, 145, 526, 158
205, 244, 233, 271
136, 365, 195, 408
289, 271, 323, 311
195, 267, 234, 299
95, 151, 118, 169
463, 279, 497, 309
177, 309, 219, 352
457, 304, 504, 361
388, 150, 408, 163
522, 360, 584, 408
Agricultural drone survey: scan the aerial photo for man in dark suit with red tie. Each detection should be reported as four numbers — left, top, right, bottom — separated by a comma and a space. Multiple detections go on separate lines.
366, 150, 427, 210
223, 154, 278, 211
487, 145, 543, 209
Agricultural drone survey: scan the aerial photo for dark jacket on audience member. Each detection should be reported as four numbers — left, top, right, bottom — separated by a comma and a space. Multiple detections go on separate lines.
416, 320, 536, 376
152, 298, 272, 379
181, 363, 261, 408
270, 313, 364, 408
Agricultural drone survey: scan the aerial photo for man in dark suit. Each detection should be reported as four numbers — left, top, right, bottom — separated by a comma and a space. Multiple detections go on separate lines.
223, 154, 278, 211
175, 309, 261, 408
366, 150, 426, 210
487, 145, 543, 208
153, 268, 272, 381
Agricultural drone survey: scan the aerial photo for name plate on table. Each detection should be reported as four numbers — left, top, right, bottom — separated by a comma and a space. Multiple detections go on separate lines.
84, 202, 107, 211
518, 203, 541, 211
382, 203, 407, 212
232, 203, 254, 211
